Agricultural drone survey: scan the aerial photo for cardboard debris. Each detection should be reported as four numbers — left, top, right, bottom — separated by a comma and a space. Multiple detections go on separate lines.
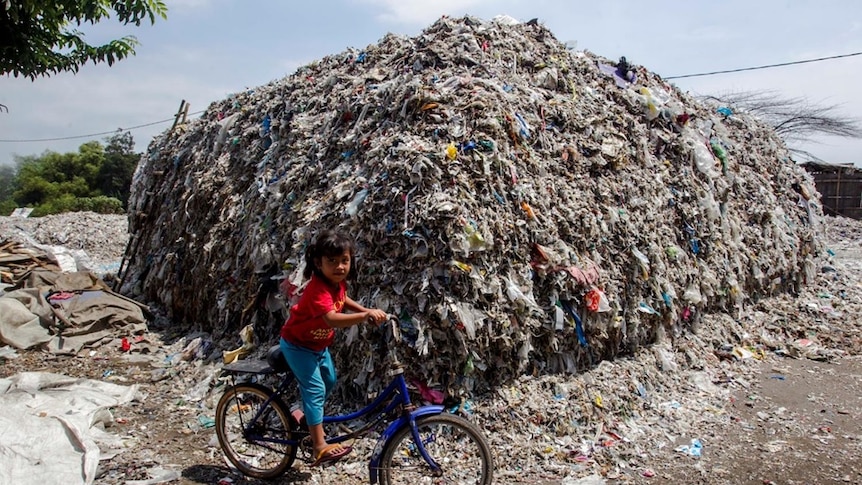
0, 211, 128, 279
0, 239, 62, 287
121, 15, 822, 395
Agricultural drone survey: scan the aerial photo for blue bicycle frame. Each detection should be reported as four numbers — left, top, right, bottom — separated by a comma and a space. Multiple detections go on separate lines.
237, 365, 445, 484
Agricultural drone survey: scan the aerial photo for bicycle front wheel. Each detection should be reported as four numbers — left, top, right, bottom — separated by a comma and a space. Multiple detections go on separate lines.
379, 413, 493, 485
215, 383, 297, 479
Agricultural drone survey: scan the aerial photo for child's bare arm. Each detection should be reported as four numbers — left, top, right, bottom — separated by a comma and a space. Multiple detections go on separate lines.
322, 307, 386, 328
322, 310, 369, 328
343, 297, 387, 323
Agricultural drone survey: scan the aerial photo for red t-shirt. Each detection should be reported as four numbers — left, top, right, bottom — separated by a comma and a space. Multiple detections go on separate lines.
280, 274, 346, 351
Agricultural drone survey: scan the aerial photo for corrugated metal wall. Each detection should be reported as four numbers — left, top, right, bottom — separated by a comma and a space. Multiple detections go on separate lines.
802, 163, 862, 220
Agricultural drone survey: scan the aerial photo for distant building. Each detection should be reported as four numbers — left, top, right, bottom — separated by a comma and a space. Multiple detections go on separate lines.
799, 161, 862, 219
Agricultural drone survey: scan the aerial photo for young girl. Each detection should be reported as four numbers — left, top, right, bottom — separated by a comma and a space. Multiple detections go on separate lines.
279, 229, 387, 466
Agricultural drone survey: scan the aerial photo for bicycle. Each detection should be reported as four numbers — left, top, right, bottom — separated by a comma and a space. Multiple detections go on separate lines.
215, 316, 494, 484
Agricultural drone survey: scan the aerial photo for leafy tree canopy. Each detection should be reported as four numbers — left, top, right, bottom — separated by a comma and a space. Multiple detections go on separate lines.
2, 132, 139, 216
1, 0, 168, 80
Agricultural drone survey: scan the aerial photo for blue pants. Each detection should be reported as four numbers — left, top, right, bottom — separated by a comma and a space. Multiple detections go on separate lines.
279, 338, 336, 426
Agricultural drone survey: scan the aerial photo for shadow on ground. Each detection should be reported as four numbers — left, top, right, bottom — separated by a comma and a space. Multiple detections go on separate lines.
182, 464, 313, 484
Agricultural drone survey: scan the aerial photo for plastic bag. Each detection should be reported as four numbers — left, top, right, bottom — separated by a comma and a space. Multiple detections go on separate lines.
682, 283, 703, 304
585, 287, 611, 312
632, 247, 650, 279
345, 188, 369, 216
505, 276, 537, 310
692, 142, 718, 177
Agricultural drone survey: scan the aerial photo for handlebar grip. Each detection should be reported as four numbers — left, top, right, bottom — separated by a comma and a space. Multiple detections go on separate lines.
385, 315, 404, 369
387, 314, 401, 342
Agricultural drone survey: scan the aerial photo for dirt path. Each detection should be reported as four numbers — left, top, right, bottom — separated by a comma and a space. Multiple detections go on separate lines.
635, 356, 862, 485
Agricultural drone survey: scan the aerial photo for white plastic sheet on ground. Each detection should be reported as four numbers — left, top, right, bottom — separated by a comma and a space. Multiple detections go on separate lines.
0, 372, 138, 485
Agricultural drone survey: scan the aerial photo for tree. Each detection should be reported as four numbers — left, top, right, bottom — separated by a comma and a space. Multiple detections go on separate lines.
14, 158, 56, 206
701, 90, 862, 144
0, 164, 17, 200
8, 133, 140, 214
98, 131, 140, 208
1, 0, 168, 80
10, 135, 138, 215
0, 163, 20, 215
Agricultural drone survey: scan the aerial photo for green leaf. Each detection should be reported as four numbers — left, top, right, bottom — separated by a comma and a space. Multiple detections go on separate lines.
1, 0, 167, 78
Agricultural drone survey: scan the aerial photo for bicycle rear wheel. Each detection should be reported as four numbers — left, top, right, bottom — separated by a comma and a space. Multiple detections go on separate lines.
215, 383, 297, 479
379, 413, 493, 485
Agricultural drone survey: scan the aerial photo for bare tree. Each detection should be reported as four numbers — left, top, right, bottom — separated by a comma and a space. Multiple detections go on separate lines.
701, 90, 862, 143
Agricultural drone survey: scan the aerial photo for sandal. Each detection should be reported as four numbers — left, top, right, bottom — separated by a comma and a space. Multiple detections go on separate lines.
311, 443, 353, 467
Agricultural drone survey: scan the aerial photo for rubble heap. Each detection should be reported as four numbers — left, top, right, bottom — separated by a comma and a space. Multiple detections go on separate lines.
122, 15, 822, 394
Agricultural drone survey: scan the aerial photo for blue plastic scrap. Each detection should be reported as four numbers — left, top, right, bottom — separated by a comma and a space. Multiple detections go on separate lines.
637, 302, 659, 315
675, 438, 703, 457
559, 300, 588, 348
662, 292, 673, 308
492, 190, 506, 205
689, 238, 700, 255
459, 140, 477, 152
514, 112, 530, 139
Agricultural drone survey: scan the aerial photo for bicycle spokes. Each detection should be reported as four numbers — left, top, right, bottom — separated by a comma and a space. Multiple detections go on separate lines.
378, 414, 493, 485
216, 384, 298, 479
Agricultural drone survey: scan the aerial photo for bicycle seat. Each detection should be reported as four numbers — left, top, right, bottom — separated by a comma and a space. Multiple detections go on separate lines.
266, 344, 290, 373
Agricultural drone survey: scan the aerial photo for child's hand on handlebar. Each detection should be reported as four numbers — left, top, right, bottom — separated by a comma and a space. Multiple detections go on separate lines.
365, 309, 388, 326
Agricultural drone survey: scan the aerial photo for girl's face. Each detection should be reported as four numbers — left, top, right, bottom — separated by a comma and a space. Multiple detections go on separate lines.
317, 250, 351, 284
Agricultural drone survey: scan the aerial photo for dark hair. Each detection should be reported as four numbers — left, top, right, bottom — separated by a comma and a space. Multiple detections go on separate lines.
303, 229, 357, 280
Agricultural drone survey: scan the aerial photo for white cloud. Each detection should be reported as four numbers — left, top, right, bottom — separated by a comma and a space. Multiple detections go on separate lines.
0, 56, 231, 161
356, 0, 494, 25
164, 0, 219, 11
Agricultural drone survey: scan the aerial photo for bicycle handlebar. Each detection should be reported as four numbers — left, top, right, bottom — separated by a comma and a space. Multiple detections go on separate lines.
376, 314, 404, 372
386, 314, 401, 342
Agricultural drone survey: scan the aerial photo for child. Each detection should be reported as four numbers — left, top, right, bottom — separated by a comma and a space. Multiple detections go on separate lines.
279, 229, 387, 466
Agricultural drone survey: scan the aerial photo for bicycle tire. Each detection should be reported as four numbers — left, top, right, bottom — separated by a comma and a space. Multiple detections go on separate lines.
214, 383, 297, 479
378, 413, 494, 485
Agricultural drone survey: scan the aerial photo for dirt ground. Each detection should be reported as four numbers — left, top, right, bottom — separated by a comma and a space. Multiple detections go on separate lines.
641, 356, 862, 485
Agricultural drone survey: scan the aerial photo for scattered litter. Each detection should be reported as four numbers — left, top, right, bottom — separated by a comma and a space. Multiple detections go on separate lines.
0, 345, 19, 360
675, 438, 703, 457
124, 467, 182, 485
222, 324, 255, 364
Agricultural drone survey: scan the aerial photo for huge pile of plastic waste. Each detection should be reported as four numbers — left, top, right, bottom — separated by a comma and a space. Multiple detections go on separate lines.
122, 15, 821, 395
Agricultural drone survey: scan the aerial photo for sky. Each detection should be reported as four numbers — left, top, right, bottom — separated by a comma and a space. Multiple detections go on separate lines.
2, 0, 862, 167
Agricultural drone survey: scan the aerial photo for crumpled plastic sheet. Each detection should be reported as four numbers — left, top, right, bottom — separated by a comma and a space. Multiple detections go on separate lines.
0, 372, 139, 485
120, 15, 823, 396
